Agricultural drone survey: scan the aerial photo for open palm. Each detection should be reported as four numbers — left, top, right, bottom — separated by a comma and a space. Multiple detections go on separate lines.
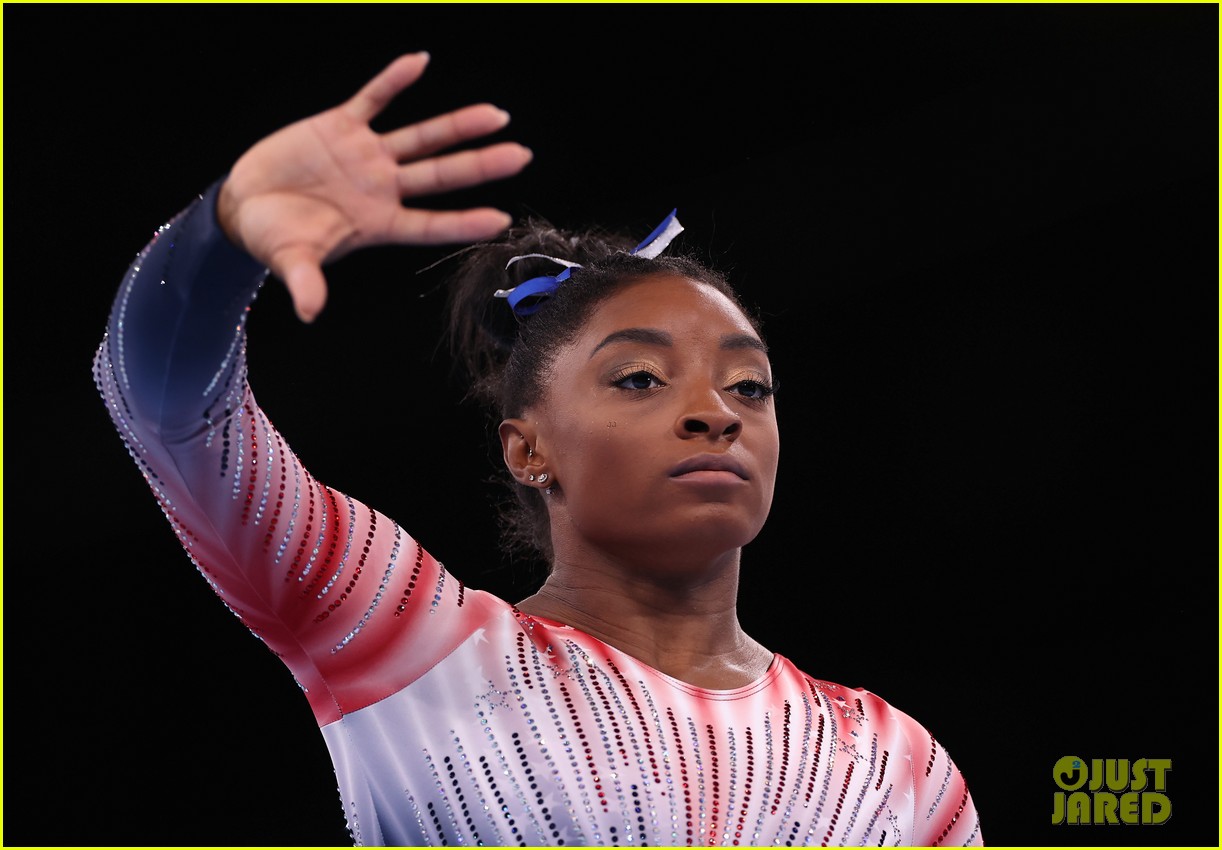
217, 52, 532, 321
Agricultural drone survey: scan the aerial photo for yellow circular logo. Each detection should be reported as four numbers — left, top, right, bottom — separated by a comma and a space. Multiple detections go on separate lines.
1053, 756, 1087, 791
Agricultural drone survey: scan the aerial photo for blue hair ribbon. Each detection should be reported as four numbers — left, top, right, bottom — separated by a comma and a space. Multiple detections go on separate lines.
494, 209, 683, 316
630, 208, 683, 259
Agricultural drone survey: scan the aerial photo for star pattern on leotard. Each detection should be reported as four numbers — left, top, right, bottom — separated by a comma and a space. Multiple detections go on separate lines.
886, 809, 903, 845
839, 739, 867, 762
474, 679, 511, 714
545, 662, 580, 682
836, 696, 865, 725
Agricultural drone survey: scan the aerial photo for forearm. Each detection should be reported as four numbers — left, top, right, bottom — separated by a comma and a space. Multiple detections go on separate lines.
89, 179, 355, 702
97, 179, 269, 437
92, 180, 484, 725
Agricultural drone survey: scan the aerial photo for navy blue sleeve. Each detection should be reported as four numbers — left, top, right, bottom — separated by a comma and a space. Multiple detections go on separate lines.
100, 178, 270, 440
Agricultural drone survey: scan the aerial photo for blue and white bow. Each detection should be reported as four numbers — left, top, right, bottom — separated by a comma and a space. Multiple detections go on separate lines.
493, 209, 684, 316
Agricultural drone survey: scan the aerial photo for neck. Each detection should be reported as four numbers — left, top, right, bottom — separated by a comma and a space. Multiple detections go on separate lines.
515, 549, 773, 690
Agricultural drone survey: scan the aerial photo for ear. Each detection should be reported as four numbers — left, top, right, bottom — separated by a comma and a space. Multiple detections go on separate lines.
499, 418, 543, 485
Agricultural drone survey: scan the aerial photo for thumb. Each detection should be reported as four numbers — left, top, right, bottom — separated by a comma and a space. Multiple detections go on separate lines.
279, 254, 330, 323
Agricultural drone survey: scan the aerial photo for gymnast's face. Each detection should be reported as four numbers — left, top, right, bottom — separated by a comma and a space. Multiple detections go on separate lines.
528, 273, 780, 570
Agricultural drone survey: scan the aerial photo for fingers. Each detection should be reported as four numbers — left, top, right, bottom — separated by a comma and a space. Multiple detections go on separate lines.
382, 103, 511, 162
397, 142, 533, 199
280, 255, 330, 323
386, 207, 515, 246
343, 52, 431, 124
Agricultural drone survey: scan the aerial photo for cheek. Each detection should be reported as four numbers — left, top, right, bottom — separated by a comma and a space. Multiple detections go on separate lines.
758, 411, 781, 460
552, 413, 655, 504
558, 417, 631, 477
765, 427, 782, 470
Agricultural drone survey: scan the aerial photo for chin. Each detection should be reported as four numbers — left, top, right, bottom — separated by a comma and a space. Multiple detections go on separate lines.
622, 512, 767, 568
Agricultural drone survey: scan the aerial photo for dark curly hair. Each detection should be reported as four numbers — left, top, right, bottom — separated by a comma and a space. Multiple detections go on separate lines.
441, 214, 763, 568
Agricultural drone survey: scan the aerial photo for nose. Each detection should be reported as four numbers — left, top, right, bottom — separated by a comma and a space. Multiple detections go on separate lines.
674, 388, 742, 441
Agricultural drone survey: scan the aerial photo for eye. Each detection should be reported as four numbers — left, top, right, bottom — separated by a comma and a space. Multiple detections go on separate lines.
612, 370, 666, 391
728, 378, 777, 401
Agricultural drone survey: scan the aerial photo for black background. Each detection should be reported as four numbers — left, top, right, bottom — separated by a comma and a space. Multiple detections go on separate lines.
3, 3, 1218, 847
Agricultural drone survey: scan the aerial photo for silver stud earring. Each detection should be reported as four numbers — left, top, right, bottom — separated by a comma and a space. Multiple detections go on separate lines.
528, 474, 536, 482
544, 486, 555, 496
527, 448, 534, 458
537, 473, 549, 484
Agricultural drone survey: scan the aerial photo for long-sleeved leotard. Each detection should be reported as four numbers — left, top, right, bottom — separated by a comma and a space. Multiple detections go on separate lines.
94, 180, 984, 847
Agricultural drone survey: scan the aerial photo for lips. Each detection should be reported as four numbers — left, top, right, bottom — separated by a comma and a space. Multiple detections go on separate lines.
669, 453, 750, 480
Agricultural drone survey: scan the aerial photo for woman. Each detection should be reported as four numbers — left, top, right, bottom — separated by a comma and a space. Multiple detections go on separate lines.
94, 52, 983, 846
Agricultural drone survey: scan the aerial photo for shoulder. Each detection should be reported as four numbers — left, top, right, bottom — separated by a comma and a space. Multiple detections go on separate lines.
783, 663, 983, 845
785, 664, 945, 754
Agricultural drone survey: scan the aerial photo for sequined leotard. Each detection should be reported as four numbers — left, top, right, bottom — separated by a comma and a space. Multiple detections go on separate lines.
94, 181, 984, 847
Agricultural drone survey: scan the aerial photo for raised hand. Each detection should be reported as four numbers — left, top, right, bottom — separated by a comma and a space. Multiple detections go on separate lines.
216, 52, 532, 322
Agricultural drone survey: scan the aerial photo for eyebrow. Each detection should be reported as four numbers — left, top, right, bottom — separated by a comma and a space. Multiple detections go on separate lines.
589, 327, 769, 358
